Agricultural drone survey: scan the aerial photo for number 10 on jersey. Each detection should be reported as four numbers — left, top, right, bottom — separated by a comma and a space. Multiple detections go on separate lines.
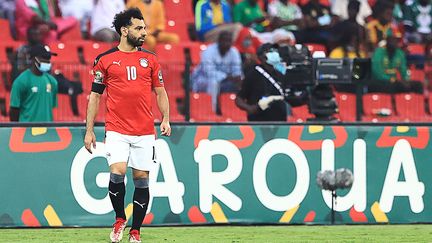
126, 66, 137, 81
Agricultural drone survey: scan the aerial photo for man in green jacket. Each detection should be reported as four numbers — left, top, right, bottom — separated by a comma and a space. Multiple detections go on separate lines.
10, 44, 58, 122
370, 29, 423, 93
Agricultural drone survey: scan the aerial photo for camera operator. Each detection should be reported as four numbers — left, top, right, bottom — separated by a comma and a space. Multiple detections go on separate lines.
235, 43, 288, 121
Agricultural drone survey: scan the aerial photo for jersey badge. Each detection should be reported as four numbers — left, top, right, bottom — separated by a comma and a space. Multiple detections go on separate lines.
93, 70, 104, 84
46, 83, 52, 93
140, 58, 149, 68
158, 70, 164, 84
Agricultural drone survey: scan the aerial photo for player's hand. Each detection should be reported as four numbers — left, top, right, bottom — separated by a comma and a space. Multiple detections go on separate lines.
160, 120, 171, 136
84, 130, 96, 154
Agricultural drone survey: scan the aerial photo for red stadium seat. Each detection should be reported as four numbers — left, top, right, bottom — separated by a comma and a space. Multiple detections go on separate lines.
407, 44, 425, 55
164, 0, 194, 21
0, 19, 14, 42
290, 104, 314, 122
189, 92, 224, 121
220, 93, 247, 122
362, 93, 393, 116
79, 41, 113, 64
53, 94, 82, 122
395, 93, 429, 121
166, 19, 191, 42
409, 68, 425, 82
50, 42, 80, 63
155, 44, 185, 64
59, 23, 83, 41
335, 92, 356, 121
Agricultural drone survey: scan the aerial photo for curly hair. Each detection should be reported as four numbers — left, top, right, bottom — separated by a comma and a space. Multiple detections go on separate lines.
112, 8, 144, 35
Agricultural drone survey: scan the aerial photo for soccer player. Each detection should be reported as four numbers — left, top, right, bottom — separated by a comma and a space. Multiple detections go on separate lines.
83, 8, 171, 243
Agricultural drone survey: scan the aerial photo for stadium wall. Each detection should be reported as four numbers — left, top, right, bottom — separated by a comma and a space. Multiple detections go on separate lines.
0, 123, 431, 227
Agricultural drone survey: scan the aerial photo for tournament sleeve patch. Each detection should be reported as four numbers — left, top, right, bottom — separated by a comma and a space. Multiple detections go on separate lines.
92, 70, 104, 84
158, 70, 164, 84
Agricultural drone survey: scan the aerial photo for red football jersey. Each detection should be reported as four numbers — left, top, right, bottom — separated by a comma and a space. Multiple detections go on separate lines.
92, 47, 164, 135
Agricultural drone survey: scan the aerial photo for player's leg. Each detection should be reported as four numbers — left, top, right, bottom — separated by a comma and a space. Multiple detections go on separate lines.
129, 169, 150, 243
105, 131, 130, 242
127, 135, 157, 242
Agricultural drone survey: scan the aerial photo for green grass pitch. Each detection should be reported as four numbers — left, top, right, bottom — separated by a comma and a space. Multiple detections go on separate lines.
1, 225, 432, 242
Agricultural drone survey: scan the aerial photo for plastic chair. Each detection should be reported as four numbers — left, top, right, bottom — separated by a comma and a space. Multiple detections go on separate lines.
335, 92, 356, 121
220, 93, 247, 122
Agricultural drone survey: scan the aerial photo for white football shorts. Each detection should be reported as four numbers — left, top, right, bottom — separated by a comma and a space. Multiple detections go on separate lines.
105, 131, 157, 171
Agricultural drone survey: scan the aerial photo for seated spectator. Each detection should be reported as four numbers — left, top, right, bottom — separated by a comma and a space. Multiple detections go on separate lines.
268, 0, 304, 31
369, 29, 423, 93
91, 0, 125, 42
403, 0, 432, 43
330, 0, 372, 26
195, 0, 242, 42
366, 0, 395, 49
58, 0, 94, 38
127, 0, 179, 51
235, 43, 287, 121
330, 23, 367, 58
15, 0, 78, 43
10, 44, 58, 122
191, 31, 243, 112
296, 0, 340, 45
0, 0, 16, 38
331, 0, 368, 53
233, 0, 270, 33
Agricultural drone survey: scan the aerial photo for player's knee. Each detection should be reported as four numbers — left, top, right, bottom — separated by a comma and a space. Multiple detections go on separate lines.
133, 177, 149, 188
110, 173, 125, 183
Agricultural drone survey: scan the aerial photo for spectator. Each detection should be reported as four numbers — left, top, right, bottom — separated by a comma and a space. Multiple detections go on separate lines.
127, 0, 179, 51
297, 0, 339, 45
0, 0, 16, 38
235, 43, 287, 121
91, 0, 125, 42
12, 27, 83, 116
268, 0, 304, 31
369, 29, 423, 93
191, 31, 243, 111
9, 44, 58, 122
366, 0, 395, 48
331, 0, 368, 55
234, 27, 262, 69
15, 0, 78, 43
12, 27, 44, 81
330, 0, 372, 26
233, 0, 270, 33
403, 0, 432, 43
330, 23, 367, 58
195, 0, 242, 42
58, 0, 94, 38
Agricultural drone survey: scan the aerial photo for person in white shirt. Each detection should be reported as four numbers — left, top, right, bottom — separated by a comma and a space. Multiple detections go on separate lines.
91, 0, 125, 42
191, 31, 243, 111
330, 0, 372, 25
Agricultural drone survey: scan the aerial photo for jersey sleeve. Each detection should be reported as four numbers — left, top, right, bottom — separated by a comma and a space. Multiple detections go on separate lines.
91, 57, 107, 94
151, 56, 164, 88
10, 77, 25, 108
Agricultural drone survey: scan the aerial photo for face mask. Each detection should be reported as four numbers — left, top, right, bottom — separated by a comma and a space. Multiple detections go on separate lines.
35, 58, 51, 72
265, 51, 282, 66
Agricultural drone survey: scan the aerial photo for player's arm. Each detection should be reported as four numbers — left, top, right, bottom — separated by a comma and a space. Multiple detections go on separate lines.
84, 59, 106, 153
154, 87, 171, 136
84, 91, 101, 153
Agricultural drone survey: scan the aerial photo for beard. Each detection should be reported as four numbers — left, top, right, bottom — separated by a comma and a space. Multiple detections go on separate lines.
126, 33, 145, 47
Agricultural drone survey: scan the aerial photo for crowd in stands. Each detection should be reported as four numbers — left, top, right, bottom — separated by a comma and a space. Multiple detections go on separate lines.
0, 0, 431, 122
